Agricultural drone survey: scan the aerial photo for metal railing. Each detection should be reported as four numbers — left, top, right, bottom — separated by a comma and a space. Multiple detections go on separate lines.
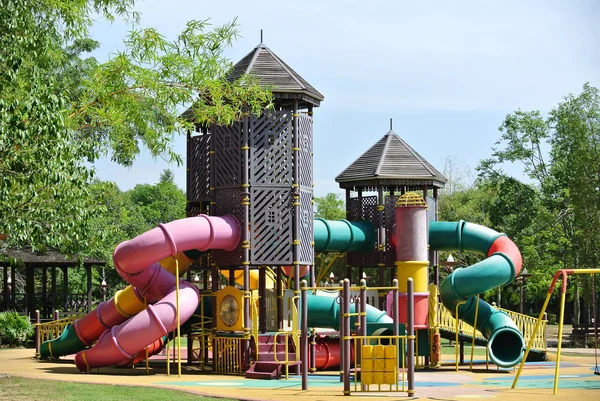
34, 314, 84, 357
273, 295, 300, 379
189, 293, 214, 368
349, 335, 412, 394
213, 336, 246, 375
438, 303, 547, 351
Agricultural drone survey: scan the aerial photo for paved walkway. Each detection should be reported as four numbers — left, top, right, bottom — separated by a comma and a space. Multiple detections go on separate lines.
1, 349, 599, 400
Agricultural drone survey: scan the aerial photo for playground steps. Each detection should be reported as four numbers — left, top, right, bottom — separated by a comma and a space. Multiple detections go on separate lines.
246, 334, 301, 379
245, 362, 282, 379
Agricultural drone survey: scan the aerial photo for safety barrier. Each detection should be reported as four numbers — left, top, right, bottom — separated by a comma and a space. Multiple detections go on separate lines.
213, 336, 246, 375
188, 293, 213, 367
34, 314, 84, 356
438, 304, 547, 351
273, 295, 300, 379
251, 297, 259, 360
498, 307, 547, 351
348, 335, 412, 394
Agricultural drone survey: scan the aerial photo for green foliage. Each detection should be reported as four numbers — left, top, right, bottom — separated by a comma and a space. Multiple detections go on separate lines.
0, 311, 34, 347
1, 0, 271, 253
314, 193, 345, 220
473, 83, 600, 320
83, 171, 187, 293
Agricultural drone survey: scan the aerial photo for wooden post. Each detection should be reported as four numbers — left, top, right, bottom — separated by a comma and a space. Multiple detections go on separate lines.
42, 266, 47, 318
35, 310, 40, 355
51, 267, 56, 315
25, 265, 35, 318
62, 266, 68, 311
86, 265, 92, 313
3, 265, 8, 310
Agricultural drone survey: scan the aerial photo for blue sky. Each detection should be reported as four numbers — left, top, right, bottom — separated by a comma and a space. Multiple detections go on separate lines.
91, 0, 600, 197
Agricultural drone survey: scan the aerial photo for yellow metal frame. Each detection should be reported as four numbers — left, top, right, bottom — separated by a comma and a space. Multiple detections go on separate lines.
273, 295, 300, 379
34, 314, 84, 357
438, 298, 547, 370
512, 268, 600, 395
347, 335, 414, 394
213, 336, 246, 375
190, 292, 214, 369
215, 286, 244, 331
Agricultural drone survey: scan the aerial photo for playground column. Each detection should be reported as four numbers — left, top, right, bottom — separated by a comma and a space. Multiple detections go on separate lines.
301, 280, 308, 390
241, 108, 251, 370
395, 193, 429, 328
343, 279, 351, 396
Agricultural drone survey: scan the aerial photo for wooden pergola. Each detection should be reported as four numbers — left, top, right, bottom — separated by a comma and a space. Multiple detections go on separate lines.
0, 248, 105, 321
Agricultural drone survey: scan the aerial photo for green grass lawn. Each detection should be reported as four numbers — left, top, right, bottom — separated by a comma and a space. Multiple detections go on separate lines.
0, 376, 239, 401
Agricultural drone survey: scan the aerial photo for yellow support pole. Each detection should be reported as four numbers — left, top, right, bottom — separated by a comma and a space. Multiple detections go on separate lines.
470, 295, 480, 371
553, 290, 567, 395
512, 274, 561, 390
455, 300, 466, 371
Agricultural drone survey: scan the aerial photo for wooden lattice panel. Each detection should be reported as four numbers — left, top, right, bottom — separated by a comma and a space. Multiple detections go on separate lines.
250, 188, 293, 265
212, 122, 242, 189
297, 114, 313, 190
249, 112, 292, 186
211, 189, 244, 267
347, 197, 362, 222
347, 196, 378, 267
385, 195, 400, 266
186, 202, 207, 218
188, 133, 211, 203
297, 190, 314, 265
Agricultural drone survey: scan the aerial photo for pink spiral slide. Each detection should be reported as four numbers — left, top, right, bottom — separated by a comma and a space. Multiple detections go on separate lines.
74, 214, 240, 372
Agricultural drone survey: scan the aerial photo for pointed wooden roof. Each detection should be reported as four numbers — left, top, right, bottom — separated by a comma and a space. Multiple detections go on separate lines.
335, 130, 447, 190
226, 42, 324, 107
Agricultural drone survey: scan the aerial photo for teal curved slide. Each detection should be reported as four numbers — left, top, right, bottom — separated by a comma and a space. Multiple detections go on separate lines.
429, 220, 525, 368
306, 293, 393, 336
313, 218, 376, 253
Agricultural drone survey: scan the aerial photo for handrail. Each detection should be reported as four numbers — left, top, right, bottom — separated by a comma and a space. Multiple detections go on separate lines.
250, 297, 259, 360
438, 303, 547, 351
497, 307, 547, 351
34, 314, 84, 355
273, 295, 301, 379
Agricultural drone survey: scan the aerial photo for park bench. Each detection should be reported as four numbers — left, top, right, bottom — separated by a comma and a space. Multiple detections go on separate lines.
571, 323, 599, 342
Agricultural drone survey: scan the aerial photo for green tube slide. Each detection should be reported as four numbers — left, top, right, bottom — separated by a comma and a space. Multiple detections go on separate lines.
306, 293, 394, 336
313, 218, 376, 253
39, 324, 86, 359
430, 220, 525, 368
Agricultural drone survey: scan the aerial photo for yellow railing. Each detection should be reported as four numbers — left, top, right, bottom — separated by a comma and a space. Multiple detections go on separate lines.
213, 336, 246, 375
498, 307, 547, 351
348, 335, 413, 394
438, 306, 486, 342
250, 297, 259, 360
273, 295, 300, 379
188, 293, 213, 369
34, 314, 84, 355
438, 305, 547, 351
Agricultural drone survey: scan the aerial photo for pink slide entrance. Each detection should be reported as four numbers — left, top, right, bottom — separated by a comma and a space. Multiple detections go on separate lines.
74, 215, 240, 372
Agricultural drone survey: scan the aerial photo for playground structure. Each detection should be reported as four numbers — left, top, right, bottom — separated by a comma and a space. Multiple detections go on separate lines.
513, 268, 600, 394
35, 41, 551, 395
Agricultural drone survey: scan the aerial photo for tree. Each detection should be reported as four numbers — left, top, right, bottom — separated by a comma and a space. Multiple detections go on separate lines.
479, 83, 600, 323
1, 0, 271, 253
314, 193, 345, 220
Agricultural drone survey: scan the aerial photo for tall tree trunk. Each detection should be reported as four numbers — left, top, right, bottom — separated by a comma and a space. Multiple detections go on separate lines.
573, 282, 580, 325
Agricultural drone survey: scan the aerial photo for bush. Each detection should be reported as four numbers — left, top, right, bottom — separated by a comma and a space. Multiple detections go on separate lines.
0, 311, 34, 347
